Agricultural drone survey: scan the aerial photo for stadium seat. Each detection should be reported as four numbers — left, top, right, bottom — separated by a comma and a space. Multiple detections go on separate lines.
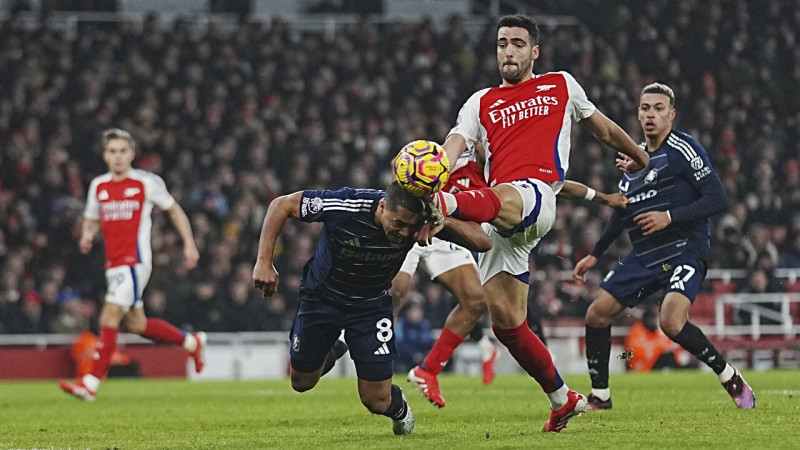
691, 293, 717, 325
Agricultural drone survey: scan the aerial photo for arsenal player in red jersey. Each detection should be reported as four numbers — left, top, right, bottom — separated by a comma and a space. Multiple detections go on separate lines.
431, 15, 649, 432
59, 128, 205, 401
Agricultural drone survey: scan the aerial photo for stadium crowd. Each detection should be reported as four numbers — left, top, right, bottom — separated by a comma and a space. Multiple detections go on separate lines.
1, 0, 799, 334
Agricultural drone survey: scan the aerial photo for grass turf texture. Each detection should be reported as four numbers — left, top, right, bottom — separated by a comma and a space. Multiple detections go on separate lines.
1, 371, 798, 449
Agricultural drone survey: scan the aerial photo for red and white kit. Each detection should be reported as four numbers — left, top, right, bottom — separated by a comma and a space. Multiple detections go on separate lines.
449, 71, 596, 281
84, 168, 175, 309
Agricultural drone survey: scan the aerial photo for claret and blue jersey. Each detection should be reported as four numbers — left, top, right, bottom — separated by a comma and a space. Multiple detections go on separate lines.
597, 130, 727, 269
297, 188, 415, 306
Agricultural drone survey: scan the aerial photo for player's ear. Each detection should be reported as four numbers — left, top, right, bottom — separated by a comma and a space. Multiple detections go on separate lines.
531, 44, 539, 61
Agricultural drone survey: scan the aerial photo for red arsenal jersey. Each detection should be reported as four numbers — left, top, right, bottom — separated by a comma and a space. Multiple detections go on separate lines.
448, 71, 596, 186
84, 169, 175, 269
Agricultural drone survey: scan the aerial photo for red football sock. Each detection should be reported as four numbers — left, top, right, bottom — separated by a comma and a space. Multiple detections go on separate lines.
492, 320, 564, 392
90, 326, 118, 379
422, 327, 465, 375
142, 318, 185, 345
452, 188, 501, 223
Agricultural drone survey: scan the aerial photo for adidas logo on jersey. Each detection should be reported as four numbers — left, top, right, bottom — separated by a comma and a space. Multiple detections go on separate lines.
456, 179, 470, 189
489, 99, 506, 109
344, 237, 361, 247
373, 343, 390, 355
98, 190, 109, 200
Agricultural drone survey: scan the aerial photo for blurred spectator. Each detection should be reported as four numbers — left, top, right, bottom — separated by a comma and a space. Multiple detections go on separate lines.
395, 301, 435, 374
736, 269, 782, 326
623, 305, 692, 372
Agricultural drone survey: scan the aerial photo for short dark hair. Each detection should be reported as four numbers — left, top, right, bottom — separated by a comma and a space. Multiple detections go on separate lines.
641, 83, 675, 107
102, 128, 136, 149
497, 15, 539, 45
384, 182, 424, 215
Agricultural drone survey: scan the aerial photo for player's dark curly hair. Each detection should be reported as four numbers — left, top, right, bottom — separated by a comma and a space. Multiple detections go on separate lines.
384, 181, 424, 215
497, 15, 539, 45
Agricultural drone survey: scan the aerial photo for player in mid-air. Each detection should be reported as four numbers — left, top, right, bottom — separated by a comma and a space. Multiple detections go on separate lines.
427, 14, 650, 432
59, 128, 205, 401
252, 181, 491, 435
573, 82, 755, 410
400, 143, 628, 408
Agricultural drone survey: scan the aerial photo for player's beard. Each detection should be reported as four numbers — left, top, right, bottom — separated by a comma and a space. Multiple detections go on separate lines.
500, 59, 531, 84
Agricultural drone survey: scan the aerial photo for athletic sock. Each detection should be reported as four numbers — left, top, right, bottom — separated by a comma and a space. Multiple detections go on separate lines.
81, 373, 100, 392
591, 388, 611, 401
547, 384, 570, 410
383, 384, 409, 420
451, 188, 502, 223
89, 326, 118, 380
421, 327, 464, 375
671, 321, 727, 374
321, 340, 348, 376
718, 364, 736, 383
492, 320, 564, 393
183, 333, 198, 352
586, 325, 612, 389
435, 188, 502, 222
478, 333, 495, 362
141, 318, 186, 346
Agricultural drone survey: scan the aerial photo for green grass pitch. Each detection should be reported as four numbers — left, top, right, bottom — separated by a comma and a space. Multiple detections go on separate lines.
1, 370, 798, 449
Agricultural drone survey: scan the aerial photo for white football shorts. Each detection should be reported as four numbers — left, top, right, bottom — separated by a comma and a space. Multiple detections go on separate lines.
399, 238, 477, 280
104, 263, 152, 311
478, 178, 556, 284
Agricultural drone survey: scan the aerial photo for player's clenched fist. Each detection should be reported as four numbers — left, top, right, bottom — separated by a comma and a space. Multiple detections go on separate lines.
253, 260, 279, 297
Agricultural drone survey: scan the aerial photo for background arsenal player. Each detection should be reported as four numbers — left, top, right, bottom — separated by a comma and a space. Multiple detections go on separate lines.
431, 14, 650, 432
59, 128, 205, 401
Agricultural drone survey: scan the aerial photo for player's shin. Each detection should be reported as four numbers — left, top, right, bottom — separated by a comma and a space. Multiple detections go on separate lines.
585, 325, 612, 394
492, 321, 565, 402
433, 188, 501, 223
671, 321, 727, 375
421, 328, 464, 375
88, 326, 119, 385
142, 318, 185, 345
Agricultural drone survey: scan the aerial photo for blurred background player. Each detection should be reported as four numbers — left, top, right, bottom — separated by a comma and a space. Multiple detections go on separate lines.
252, 181, 491, 435
430, 14, 651, 432
59, 128, 204, 401
573, 83, 755, 410
400, 142, 627, 408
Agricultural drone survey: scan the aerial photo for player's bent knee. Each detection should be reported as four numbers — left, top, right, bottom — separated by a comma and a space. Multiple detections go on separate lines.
290, 377, 318, 393
659, 319, 684, 339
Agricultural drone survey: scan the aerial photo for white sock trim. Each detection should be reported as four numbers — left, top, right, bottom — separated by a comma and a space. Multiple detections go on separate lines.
82, 374, 100, 392
183, 333, 198, 352
718, 364, 735, 383
547, 384, 570, 410
591, 388, 611, 401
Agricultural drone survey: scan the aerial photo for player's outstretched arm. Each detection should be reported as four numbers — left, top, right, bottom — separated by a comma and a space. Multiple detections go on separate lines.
166, 203, 199, 269
558, 180, 628, 208
579, 110, 649, 172
442, 133, 468, 171
79, 218, 101, 254
253, 191, 303, 297
435, 217, 492, 252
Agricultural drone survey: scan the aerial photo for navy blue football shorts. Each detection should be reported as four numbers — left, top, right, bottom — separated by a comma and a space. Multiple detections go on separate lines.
288, 294, 395, 382
600, 252, 707, 307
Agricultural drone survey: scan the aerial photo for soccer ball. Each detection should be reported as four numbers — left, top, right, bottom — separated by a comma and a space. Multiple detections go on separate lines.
393, 140, 450, 197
